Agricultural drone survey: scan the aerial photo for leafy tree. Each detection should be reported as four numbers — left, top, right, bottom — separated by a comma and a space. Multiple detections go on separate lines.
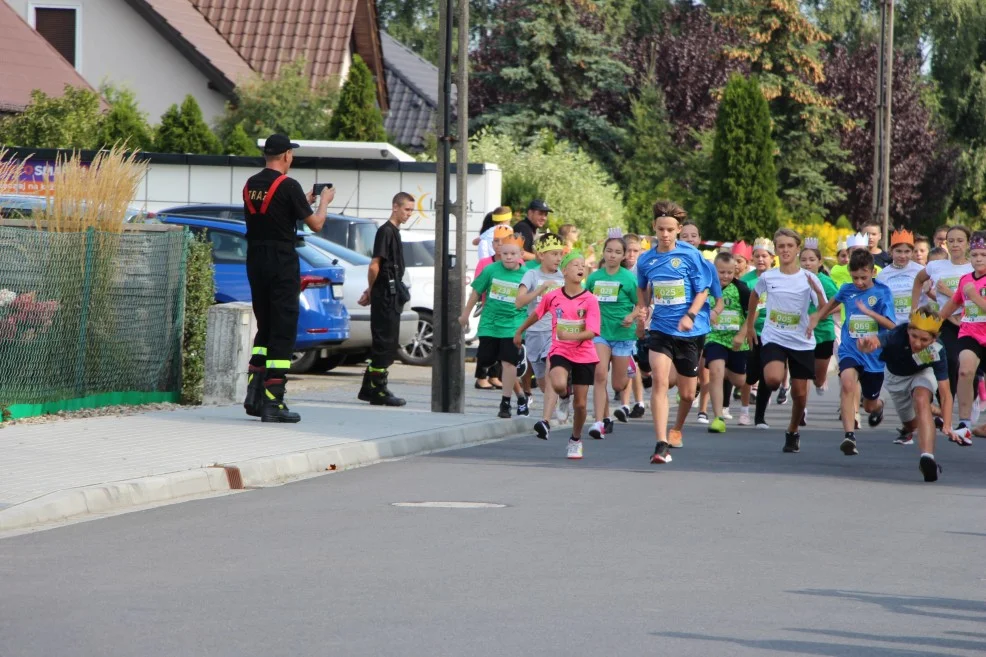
155, 96, 222, 154
223, 122, 260, 156
706, 74, 779, 240
376, 0, 501, 65
327, 55, 387, 142
0, 86, 103, 149
217, 58, 337, 143
98, 85, 153, 150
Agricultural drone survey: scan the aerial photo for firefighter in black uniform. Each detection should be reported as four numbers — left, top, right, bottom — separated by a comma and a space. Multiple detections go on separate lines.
242, 134, 334, 422
357, 192, 415, 405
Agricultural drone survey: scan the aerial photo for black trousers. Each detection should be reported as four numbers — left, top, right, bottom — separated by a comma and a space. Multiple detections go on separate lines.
247, 243, 300, 380
940, 320, 960, 397
370, 285, 401, 370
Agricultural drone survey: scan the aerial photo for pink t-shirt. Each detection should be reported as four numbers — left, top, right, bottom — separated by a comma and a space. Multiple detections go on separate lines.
951, 271, 986, 344
534, 288, 601, 364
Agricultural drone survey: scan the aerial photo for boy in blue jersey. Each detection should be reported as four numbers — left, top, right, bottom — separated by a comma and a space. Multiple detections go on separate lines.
636, 200, 714, 464
809, 249, 896, 455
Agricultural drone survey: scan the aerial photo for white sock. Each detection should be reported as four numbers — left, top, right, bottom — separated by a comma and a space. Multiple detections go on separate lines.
920, 452, 934, 459
741, 406, 749, 414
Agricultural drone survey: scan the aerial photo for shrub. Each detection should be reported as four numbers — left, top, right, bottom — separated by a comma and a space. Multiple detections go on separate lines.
181, 232, 215, 404
327, 55, 387, 142
156, 96, 222, 154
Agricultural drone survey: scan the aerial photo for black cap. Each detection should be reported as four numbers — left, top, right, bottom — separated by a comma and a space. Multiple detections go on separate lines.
528, 199, 552, 213
263, 134, 300, 156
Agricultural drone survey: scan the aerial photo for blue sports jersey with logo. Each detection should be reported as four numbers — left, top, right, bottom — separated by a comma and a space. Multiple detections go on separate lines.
636, 242, 714, 338
835, 280, 896, 373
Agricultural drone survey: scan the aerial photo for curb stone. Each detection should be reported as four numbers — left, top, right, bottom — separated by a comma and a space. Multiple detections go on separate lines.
0, 416, 545, 533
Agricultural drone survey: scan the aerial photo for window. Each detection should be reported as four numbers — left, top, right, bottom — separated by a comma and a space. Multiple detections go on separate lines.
33, 7, 79, 68
402, 240, 435, 267
208, 230, 248, 264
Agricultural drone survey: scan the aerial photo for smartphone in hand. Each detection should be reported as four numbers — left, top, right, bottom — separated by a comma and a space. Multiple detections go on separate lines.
313, 182, 334, 196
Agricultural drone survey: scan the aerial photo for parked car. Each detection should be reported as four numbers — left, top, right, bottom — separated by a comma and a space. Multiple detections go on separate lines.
158, 215, 348, 373
0, 194, 152, 222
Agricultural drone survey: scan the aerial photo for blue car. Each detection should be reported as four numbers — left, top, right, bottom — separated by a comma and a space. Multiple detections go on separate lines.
160, 216, 349, 363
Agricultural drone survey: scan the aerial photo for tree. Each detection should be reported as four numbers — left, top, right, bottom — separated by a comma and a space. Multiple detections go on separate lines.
621, 85, 681, 234
223, 122, 260, 156
216, 58, 337, 144
706, 74, 779, 240
0, 86, 103, 149
155, 96, 222, 154
327, 55, 387, 142
98, 85, 153, 150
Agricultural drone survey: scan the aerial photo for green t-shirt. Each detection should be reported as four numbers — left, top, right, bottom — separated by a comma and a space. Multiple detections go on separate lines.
812, 272, 839, 343
708, 279, 750, 350
586, 267, 638, 341
740, 269, 767, 335
471, 261, 528, 338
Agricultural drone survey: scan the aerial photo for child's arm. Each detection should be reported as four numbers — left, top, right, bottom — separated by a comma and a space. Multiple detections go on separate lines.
938, 381, 954, 437
939, 297, 960, 318
459, 290, 481, 328
678, 290, 709, 333
959, 282, 986, 312
744, 290, 760, 346
852, 299, 896, 331
911, 269, 930, 311
514, 312, 540, 347
807, 298, 841, 337
516, 281, 550, 308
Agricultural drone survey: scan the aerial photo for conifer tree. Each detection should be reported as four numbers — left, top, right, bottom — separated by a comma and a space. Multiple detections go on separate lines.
155, 95, 222, 154
98, 85, 153, 150
327, 55, 387, 142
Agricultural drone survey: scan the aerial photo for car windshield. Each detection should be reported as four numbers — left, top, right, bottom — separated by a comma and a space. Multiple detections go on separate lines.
403, 239, 435, 267
351, 222, 378, 258
297, 242, 338, 269
304, 235, 371, 265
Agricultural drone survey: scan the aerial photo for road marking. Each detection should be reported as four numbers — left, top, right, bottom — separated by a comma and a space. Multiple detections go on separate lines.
391, 502, 506, 509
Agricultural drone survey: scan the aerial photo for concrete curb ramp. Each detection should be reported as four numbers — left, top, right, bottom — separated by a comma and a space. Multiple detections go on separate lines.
0, 417, 533, 533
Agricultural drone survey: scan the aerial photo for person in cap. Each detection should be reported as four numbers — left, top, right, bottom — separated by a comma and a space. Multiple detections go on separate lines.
476, 206, 513, 260
242, 134, 335, 423
514, 199, 552, 261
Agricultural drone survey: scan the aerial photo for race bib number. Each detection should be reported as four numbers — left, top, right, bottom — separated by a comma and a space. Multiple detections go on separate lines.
714, 309, 742, 332
592, 280, 620, 303
535, 283, 561, 304
848, 314, 879, 338
963, 299, 986, 323
768, 309, 800, 331
913, 342, 942, 366
653, 279, 686, 306
893, 294, 911, 318
557, 318, 585, 336
489, 278, 519, 303
757, 291, 767, 311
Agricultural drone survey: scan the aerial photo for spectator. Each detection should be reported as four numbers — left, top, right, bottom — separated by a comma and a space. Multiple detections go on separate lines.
513, 199, 552, 261
474, 206, 513, 259
861, 220, 893, 268
933, 225, 948, 249
558, 224, 579, 255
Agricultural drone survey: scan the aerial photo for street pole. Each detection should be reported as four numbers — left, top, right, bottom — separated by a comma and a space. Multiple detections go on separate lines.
871, 0, 894, 251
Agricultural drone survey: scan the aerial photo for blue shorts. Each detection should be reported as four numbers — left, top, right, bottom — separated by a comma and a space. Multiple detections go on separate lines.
838, 357, 884, 400
703, 342, 748, 375
592, 337, 637, 357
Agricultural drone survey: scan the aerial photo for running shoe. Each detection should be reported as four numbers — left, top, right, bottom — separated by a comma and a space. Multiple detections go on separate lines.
722, 407, 733, 420
893, 428, 914, 445
738, 413, 753, 426
776, 387, 789, 405
629, 402, 646, 418
783, 431, 800, 453
708, 417, 726, 433
697, 412, 710, 424
867, 401, 884, 427
534, 420, 550, 440
589, 421, 606, 440
614, 405, 631, 423
919, 455, 941, 482
934, 415, 944, 431
840, 436, 859, 456
527, 394, 538, 409
567, 439, 584, 460
557, 395, 571, 422
668, 428, 684, 448
952, 423, 974, 446
498, 399, 512, 419
517, 397, 530, 417
755, 420, 770, 430
604, 417, 615, 435
613, 390, 621, 402
815, 383, 827, 396
650, 441, 672, 464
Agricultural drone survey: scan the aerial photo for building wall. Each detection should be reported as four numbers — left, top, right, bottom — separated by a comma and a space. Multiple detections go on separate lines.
6, 0, 228, 122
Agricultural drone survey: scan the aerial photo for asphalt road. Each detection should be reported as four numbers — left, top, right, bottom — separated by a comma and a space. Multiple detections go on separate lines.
1, 391, 984, 657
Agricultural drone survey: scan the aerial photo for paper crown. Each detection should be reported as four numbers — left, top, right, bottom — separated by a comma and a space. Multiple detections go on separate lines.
493, 225, 514, 239
972, 235, 986, 251
731, 240, 753, 259
502, 235, 526, 249
836, 236, 848, 251
890, 229, 914, 247
607, 227, 624, 239
846, 232, 869, 249
909, 310, 944, 334
536, 233, 565, 253
804, 237, 819, 251
491, 209, 513, 223
753, 237, 775, 255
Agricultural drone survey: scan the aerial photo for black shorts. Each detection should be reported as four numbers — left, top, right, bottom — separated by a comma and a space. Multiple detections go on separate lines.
477, 336, 521, 368
746, 340, 762, 385
549, 354, 596, 386
635, 333, 651, 373
703, 342, 748, 375
838, 358, 885, 400
814, 340, 835, 360
648, 331, 705, 377
956, 336, 986, 364
761, 342, 815, 381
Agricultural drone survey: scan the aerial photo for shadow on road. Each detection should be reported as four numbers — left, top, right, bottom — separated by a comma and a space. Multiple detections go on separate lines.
652, 631, 963, 657
790, 589, 986, 624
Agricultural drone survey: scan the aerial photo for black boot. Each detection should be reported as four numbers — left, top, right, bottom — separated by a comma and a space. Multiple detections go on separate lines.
357, 369, 374, 403
244, 367, 266, 417
261, 378, 301, 423
360, 368, 406, 406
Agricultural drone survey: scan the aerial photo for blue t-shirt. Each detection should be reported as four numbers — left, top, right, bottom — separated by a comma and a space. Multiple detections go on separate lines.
835, 280, 897, 372
697, 258, 723, 334
637, 242, 714, 338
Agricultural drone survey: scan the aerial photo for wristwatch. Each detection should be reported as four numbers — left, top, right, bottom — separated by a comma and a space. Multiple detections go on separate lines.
686, 311, 696, 320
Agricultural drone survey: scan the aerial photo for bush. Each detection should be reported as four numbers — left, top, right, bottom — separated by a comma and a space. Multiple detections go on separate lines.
99, 85, 154, 150
156, 96, 222, 154
181, 232, 215, 404
0, 86, 103, 149
223, 122, 260, 156
327, 55, 387, 142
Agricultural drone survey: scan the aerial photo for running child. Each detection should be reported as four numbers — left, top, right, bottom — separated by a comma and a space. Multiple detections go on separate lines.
740, 238, 775, 427
460, 234, 529, 418
473, 224, 517, 390
799, 239, 838, 396
619, 234, 648, 419
703, 252, 750, 433
514, 251, 601, 459
913, 234, 931, 266
586, 236, 642, 438
876, 229, 924, 325
809, 249, 896, 455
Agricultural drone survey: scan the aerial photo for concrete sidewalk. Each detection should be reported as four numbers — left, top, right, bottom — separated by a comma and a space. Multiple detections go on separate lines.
0, 366, 559, 533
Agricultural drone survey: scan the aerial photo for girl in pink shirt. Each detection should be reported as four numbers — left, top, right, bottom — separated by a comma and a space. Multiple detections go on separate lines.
515, 251, 600, 459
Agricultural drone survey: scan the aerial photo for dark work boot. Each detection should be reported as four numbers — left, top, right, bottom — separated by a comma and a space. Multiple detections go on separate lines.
357, 368, 375, 403
244, 366, 266, 417
362, 368, 406, 407
261, 378, 301, 423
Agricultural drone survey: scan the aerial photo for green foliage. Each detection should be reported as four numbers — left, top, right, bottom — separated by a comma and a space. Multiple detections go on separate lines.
181, 232, 215, 405
707, 74, 779, 240
621, 84, 680, 234
471, 130, 624, 243
223, 122, 260, 156
155, 96, 222, 154
98, 85, 154, 150
835, 215, 853, 230
0, 86, 103, 149
327, 55, 387, 142
217, 58, 338, 143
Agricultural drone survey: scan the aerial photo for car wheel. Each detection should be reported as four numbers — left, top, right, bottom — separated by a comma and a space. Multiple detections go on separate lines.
311, 353, 347, 373
398, 310, 434, 366
289, 350, 319, 374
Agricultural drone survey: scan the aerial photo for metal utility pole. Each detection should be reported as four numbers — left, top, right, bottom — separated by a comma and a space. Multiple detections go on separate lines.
872, 0, 894, 250
432, 0, 469, 413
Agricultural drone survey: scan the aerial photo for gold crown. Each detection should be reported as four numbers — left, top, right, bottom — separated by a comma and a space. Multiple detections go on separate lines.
493, 225, 514, 239
536, 234, 565, 253
891, 229, 914, 247
502, 235, 526, 249
753, 237, 775, 255
909, 310, 943, 334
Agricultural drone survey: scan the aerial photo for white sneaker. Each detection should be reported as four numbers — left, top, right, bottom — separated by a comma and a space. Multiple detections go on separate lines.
527, 394, 538, 409
815, 384, 827, 397
588, 421, 606, 440
567, 439, 583, 459
557, 396, 571, 421
756, 422, 770, 430
738, 413, 752, 426
722, 408, 733, 420
697, 412, 710, 424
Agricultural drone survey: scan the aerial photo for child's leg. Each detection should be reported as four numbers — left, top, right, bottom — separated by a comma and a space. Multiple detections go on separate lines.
650, 351, 674, 443
593, 344, 612, 423
500, 358, 518, 398
672, 370, 698, 432
539, 373, 557, 421
708, 359, 726, 419
788, 378, 809, 434
572, 384, 590, 438
913, 387, 937, 455
957, 349, 981, 421
610, 355, 630, 400
839, 368, 860, 433
698, 359, 710, 414
548, 365, 569, 397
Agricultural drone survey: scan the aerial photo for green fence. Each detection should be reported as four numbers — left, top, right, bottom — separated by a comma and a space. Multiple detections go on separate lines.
0, 226, 189, 419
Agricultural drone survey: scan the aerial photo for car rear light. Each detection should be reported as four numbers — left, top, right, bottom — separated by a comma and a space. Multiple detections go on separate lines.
329, 283, 342, 300
300, 275, 329, 291
306, 328, 329, 334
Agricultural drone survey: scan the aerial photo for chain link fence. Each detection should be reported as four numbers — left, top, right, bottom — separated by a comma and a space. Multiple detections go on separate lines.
0, 225, 189, 419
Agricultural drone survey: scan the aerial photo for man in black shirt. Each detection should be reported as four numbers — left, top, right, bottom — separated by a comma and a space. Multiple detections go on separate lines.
357, 192, 415, 406
243, 134, 334, 423
513, 199, 551, 261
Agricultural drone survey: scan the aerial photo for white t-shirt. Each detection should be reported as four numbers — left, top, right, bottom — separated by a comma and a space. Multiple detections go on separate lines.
876, 260, 924, 322
520, 266, 565, 332
477, 227, 497, 260
924, 259, 973, 315
754, 268, 825, 351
